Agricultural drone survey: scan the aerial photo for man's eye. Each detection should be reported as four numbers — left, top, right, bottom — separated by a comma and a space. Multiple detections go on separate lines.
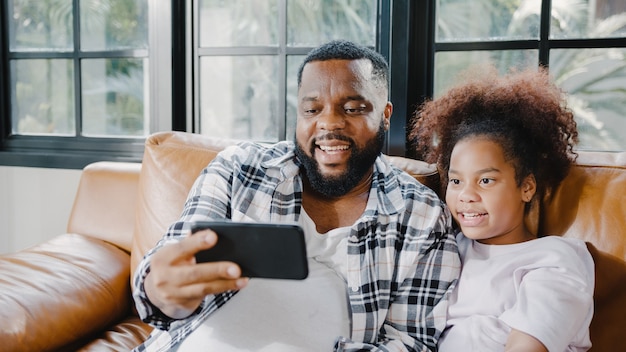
345, 106, 365, 114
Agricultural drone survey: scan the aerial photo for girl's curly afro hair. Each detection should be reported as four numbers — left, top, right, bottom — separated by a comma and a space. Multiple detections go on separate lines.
410, 67, 578, 201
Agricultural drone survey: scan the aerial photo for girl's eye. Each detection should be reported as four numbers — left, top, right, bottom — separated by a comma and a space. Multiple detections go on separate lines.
449, 178, 460, 185
479, 178, 493, 185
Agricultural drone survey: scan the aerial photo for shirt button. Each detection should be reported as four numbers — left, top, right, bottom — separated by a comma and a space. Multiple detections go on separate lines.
349, 236, 358, 242
351, 286, 359, 292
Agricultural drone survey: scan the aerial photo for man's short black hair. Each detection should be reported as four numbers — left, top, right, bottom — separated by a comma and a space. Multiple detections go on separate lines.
296, 40, 389, 91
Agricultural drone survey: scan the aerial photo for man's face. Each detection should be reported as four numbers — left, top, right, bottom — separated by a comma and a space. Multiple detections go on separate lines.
294, 59, 392, 197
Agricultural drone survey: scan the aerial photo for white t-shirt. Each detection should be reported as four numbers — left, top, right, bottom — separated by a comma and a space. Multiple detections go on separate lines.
177, 210, 351, 351
438, 234, 594, 352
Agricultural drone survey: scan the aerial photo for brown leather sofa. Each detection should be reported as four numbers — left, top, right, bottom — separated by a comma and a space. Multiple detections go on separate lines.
1, 131, 624, 351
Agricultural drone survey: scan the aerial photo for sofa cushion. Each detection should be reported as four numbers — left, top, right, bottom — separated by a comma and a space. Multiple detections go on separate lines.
0, 233, 131, 351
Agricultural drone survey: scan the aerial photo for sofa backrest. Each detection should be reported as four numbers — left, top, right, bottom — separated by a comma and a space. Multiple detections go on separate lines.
538, 151, 626, 257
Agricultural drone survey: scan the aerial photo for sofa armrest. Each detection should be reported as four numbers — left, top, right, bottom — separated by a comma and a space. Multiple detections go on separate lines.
0, 233, 132, 351
68, 161, 142, 252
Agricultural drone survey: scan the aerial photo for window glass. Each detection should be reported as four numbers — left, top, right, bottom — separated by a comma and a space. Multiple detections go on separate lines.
436, 0, 533, 42
286, 55, 306, 140
198, 0, 278, 47
433, 50, 538, 98
11, 59, 75, 135
195, 0, 378, 141
6, 0, 149, 140
287, 0, 376, 46
199, 56, 279, 141
10, 0, 73, 50
81, 58, 148, 137
551, 48, 626, 151
550, 0, 626, 39
80, 0, 148, 51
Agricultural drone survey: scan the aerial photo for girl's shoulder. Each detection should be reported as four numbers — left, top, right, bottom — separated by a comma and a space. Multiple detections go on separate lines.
459, 235, 594, 274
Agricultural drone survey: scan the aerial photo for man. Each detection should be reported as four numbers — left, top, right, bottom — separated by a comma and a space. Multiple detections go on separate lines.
132, 40, 460, 351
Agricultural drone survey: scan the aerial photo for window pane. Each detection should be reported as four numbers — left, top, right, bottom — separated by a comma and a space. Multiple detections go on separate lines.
199, 56, 279, 141
81, 58, 148, 137
287, 0, 377, 46
436, 0, 535, 42
286, 55, 306, 140
550, 48, 626, 151
434, 50, 538, 97
10, 0, 73, 50
550, 0, 626, 39
198, 0, 278, 47
11, 59, 75, 135
80, 0, 148, 51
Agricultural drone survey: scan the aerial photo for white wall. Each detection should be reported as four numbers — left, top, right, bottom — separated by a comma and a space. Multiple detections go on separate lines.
0, 166, 81, 254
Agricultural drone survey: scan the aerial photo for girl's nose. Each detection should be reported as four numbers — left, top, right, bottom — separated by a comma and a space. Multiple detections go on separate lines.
458, 185, 479, 203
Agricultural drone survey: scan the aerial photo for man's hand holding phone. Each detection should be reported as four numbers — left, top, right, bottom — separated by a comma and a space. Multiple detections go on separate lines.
143, 229, 249, 320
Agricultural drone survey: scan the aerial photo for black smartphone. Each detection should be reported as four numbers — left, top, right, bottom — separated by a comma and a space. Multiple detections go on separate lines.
191, 221, 308, 280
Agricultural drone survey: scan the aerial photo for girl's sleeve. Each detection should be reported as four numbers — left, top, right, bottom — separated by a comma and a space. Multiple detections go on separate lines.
499, 240, 594, 352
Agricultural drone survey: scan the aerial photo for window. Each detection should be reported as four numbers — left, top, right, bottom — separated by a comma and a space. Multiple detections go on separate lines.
428, 0, 626, 152
2, 1, 623, 169
1, 0, 400, 168
0, 0, 171, 169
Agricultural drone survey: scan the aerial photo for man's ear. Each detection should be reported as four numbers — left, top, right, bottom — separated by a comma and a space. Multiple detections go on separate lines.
522, 174, 537, 202
383, 102, 393, 130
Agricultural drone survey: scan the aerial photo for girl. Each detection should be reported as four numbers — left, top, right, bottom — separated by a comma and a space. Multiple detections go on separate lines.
411, 68, 594, 352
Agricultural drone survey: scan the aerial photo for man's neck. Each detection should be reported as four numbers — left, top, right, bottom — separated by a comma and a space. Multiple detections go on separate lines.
302, 172, 372, 234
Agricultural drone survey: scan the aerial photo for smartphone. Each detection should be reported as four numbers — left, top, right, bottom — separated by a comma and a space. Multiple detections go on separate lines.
191, 221, 308, 280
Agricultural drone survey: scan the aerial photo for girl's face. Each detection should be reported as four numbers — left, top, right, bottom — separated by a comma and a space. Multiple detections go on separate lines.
445, 137, 536, 245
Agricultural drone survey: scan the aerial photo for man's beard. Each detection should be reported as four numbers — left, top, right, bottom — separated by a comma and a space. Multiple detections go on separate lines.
294, 121, 386, 198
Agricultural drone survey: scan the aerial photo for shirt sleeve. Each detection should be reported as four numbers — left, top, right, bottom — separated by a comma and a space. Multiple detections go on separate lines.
132, 148, 238, 329
499, 240, 595, 352
335, 200, 461, 351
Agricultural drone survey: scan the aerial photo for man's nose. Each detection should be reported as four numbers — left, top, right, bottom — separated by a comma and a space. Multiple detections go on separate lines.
317, 108, 345, 131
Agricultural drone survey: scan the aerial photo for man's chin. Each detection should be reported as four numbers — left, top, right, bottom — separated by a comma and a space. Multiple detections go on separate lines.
316, 165, 347, 179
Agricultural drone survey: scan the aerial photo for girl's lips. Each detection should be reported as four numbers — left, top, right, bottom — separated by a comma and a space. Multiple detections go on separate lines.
458, 211, 488, 227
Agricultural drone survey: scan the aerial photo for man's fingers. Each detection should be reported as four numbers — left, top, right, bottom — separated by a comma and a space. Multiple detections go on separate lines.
179, 276, 249, 299
186, 260, 244, 282
168, 229, 218, 263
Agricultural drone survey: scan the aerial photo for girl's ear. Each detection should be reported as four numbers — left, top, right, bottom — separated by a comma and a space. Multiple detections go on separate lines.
521, 174, 537, 202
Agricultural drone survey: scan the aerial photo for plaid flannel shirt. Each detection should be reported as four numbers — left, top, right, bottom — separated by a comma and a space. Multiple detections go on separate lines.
132, 141, 460, 352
